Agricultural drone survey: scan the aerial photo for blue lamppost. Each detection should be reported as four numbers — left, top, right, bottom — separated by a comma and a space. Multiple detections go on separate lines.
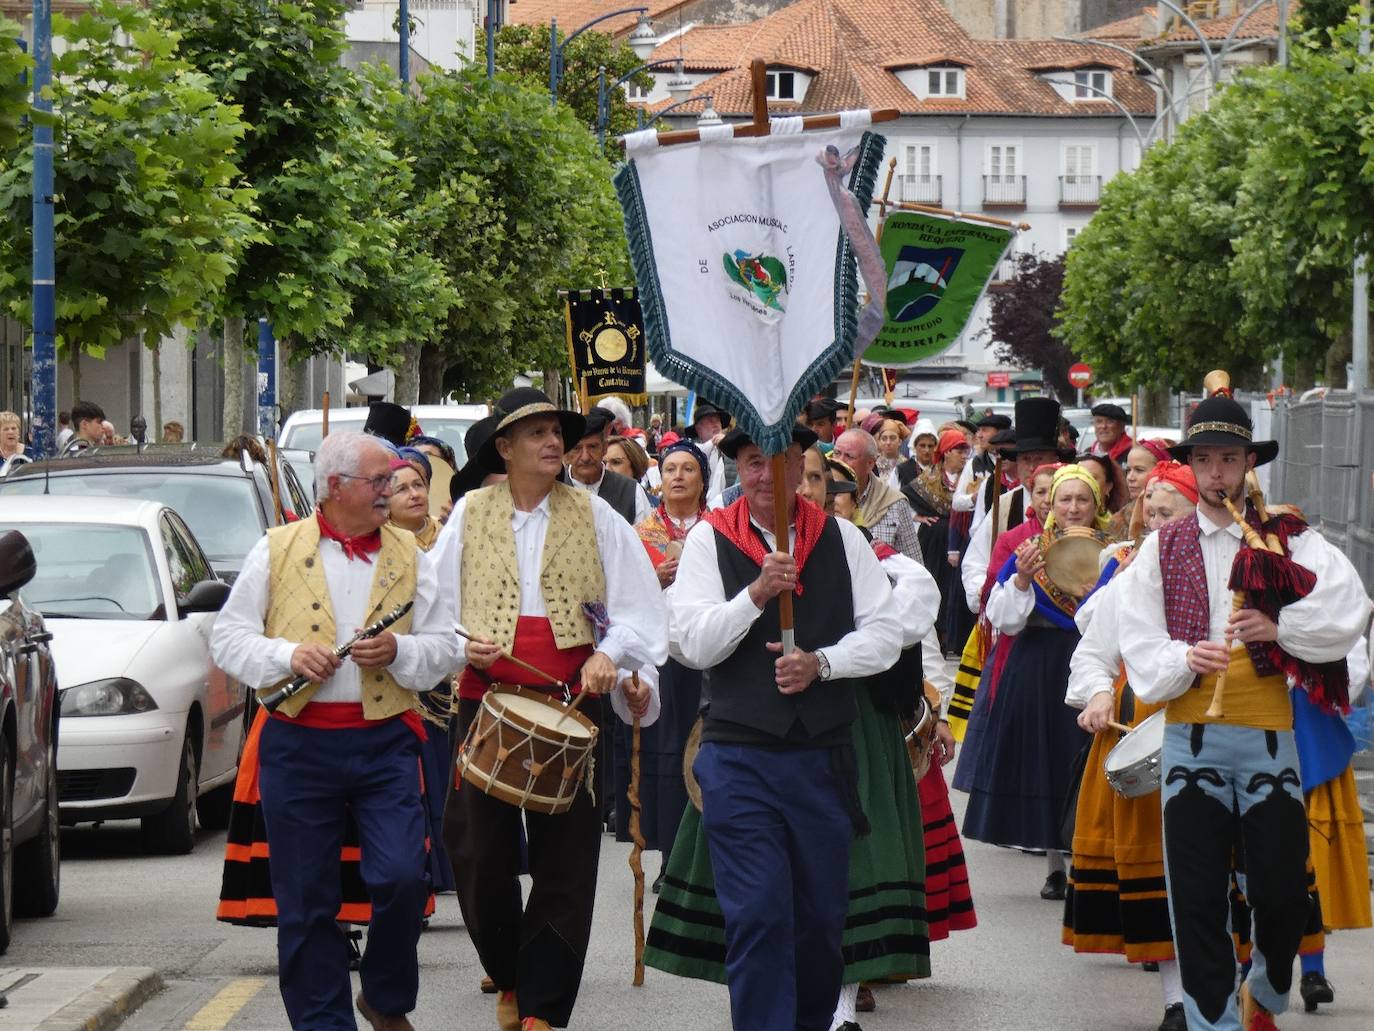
30, 0, 55, 456
549, 8, 656, 104
596, 56, 692, 149
399, 0, 409, 84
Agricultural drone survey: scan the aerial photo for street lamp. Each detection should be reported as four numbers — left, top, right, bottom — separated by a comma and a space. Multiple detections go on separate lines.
596, 58, 692, 149
549, 8, 656, 104
696, 97, 723, 127
637, 93, 717, 130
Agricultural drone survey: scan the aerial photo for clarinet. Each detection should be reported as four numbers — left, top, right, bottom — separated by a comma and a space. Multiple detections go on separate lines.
260, 601, 414, 713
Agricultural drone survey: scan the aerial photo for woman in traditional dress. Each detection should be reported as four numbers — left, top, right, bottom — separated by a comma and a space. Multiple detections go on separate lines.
1063, 461, 1199, 1031
1077, 452, 1130, 537
874, 418, 908, 488
957, 465, 1105, 898
621, 438, 709, 888
906, 429, 971, 655
1105, 439, 1173, 540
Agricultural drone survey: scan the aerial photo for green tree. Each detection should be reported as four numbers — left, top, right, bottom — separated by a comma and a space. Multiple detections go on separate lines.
985, 253, 1076, 402
0, 0, 257, 375
0, 18, 30, 152
377, 64, 631, 401
490, 23, 655, 152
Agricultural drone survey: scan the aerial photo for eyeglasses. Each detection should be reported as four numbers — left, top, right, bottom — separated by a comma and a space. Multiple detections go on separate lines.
338, 473, 393, 493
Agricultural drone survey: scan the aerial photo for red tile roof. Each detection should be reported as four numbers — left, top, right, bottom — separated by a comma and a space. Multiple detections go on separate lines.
1078, 6, 1158, 42
506, 0, 692, 38
1153, 2, 1287, 43
643, 0, 1155, 118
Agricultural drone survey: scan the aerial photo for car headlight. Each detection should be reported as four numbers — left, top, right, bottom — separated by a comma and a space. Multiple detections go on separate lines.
60, 678, 159, 717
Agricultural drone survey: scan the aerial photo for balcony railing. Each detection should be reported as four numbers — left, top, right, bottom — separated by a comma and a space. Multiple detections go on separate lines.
1059, 175, 1102, 208
898, 174, 942, 205
990, 257, 1017, 284
982, 174, 1026, 208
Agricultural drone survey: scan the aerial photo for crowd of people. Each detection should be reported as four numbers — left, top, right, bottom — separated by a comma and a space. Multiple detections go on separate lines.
14, 374, 1349, 1031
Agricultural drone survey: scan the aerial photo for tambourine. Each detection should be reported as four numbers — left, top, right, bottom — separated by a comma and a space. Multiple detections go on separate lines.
1043, 526, 1108, 599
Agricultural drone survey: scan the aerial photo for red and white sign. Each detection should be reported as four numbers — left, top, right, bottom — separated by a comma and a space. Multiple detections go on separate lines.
986, 372, 1011, 389
1068, 362, 1093, 389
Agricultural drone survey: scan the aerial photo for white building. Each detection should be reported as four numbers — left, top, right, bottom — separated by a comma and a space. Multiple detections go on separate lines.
344, 0, 480, 73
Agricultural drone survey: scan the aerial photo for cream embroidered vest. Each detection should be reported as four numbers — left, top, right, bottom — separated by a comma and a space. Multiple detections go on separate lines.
459, 481, 606, 653
262, 518, 417, 719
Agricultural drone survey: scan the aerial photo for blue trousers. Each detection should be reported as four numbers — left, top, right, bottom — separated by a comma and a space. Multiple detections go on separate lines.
1161, 722, 1310, 1031
694, 741, 852, 1031
259, 717, 429, 1030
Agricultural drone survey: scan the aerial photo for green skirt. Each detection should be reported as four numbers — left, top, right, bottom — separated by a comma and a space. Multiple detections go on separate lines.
644, 690, 930, 983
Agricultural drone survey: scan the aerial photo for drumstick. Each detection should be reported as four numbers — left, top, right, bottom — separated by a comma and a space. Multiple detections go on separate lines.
1106, 720, 1133, 734
455, 626, 569, 692
627, 672, 647, 987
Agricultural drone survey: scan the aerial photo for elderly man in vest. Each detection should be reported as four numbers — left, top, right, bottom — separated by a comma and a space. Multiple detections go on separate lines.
211, 432, 459, 1031
670, 423, 902, 1031
565, 404, 650, 525
432, 387, 666, 1031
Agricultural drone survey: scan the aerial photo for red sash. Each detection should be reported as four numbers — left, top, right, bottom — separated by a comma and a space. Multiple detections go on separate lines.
272, 701, 426, 741
458, 615, 595, 701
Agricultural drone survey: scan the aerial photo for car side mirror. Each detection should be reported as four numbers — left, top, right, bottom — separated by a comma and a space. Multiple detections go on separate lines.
0, 529, 36, 595
179, 579, 231, 615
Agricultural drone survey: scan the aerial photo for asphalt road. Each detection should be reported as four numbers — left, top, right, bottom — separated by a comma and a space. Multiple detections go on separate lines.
5, 786, 1372, 1031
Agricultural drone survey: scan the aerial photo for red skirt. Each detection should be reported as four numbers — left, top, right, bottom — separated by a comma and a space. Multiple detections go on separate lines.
919, 759, 977, 941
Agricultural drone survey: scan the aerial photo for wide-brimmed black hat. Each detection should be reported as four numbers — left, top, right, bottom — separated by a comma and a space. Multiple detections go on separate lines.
1008, 397, 1070, 456
476, 388, 586, 472
691, 401, 732, 434
804, 397, 845, 422
1091, 402, 1128, 423
363, 401, 412, 448
451, 414, 502, 501
1169, 393, 1278, 466
977, 413, 1012, 431
719, 423, 819, 459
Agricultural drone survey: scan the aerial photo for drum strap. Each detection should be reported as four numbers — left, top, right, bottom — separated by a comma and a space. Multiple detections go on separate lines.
1119, 679, 1136, 726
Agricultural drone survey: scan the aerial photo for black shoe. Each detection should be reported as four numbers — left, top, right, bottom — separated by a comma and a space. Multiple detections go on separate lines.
1300, 971, 1334, 1012
1040, 870, 1067, 901
346, 928, 363, 972
836, 1024, 862, 1031
1158, 1003, 1185, 1031
652, 869, 665, 894
1142, 960, 1160, 972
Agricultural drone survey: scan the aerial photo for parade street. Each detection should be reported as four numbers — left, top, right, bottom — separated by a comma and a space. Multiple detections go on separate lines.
2, 790, 1368, 1031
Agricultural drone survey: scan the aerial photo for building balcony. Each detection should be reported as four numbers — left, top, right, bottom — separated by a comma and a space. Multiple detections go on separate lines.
982, 175, 1026, 209
898, 174, 942, 205
987, 257, 1017, 291
1059, 175, 1102, 209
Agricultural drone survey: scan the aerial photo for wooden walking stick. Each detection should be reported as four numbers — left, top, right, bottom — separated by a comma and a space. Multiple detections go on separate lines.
628, 672, 647, 986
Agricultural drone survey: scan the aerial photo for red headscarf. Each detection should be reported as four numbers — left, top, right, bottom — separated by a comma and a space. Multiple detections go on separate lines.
1145, 460, 1198, 504
1136, 437, 1175, 464
935, 429, 970, 460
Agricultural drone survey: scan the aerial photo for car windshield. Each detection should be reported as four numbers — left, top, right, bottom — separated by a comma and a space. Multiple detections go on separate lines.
0, 523, 160, 619
283, 418, 473, 462
0, 471, 264, 567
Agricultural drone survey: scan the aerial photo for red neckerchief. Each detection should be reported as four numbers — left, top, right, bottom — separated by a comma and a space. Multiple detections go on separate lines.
316, 511, 382, 563
655, 503, 703, 542
703, 496, 827, 595
871, 540, 899, 561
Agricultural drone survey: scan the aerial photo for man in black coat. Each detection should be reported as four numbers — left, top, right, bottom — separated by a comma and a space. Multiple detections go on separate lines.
565, 406, 650, 526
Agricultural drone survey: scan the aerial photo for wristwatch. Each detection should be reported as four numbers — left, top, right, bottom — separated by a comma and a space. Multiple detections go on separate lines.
814, 649, 832, 681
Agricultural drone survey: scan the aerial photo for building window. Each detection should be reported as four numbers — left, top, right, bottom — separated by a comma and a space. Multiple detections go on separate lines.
625, 81, 652, 100
904, 143, 934, 179
765, 71, 796, 101
1063, 225, 1082, 250
988, 143, 1018, 181
1073, 69, 1110, 100
926, 67, 963, 97
1063, 144, 1095, 183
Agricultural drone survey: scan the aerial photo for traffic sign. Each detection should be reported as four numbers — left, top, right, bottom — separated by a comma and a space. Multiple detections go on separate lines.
986, 372, 1010, 388
1068, 363, 1093, 389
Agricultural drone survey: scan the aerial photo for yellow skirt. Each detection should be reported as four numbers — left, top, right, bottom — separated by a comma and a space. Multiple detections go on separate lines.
1307, 767, 1372, 931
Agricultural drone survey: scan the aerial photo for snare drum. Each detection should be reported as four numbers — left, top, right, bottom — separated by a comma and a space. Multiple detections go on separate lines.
1103, 710, 1166, 799
457, 685, 599, 815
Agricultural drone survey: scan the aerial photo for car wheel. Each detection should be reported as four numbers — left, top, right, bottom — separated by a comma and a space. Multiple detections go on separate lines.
0, 735, 14, 954
140, 729, 198, 856
14, 739, 60, 918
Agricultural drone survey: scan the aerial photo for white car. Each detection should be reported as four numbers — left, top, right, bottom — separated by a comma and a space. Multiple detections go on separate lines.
279, 403, 489, 459
0, 496, 245, 854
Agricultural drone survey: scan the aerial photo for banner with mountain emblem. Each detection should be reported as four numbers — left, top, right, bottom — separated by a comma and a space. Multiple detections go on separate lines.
863, 209, 1017, 368
614, 117, 886, 455
563, 288, 648, 403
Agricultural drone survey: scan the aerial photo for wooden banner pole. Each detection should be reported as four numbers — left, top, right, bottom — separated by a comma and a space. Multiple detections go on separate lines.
321, 390, 330, 438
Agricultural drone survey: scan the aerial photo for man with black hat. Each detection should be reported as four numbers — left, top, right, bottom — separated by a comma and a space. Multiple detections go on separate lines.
803, 396, 845, 446
1119, 372, 1370, 1031
669, 422, 902, 1031
1089, 402, 1132, 467
960, 397, 1073, 614
363, 401, 413, 449
565, 405, 651, 526
687, 400, 733, 497
950, 413, 1012, 521
431, 387, 666, 1031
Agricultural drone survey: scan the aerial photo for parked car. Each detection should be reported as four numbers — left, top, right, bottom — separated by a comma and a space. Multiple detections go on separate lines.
279, 403, 489, 460
0, 449, 309, 582
0, 497, 242, 854
0, 529, 61, 953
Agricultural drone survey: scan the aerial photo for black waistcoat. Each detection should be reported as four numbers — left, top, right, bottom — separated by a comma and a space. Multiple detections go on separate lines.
596, 469, 641, 525
703, 517, 858, 746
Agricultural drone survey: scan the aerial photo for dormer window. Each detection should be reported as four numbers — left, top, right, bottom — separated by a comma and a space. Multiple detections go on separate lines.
1073, 69, 1111, 100
766, 71, 796, 101
927, 67, 963, 97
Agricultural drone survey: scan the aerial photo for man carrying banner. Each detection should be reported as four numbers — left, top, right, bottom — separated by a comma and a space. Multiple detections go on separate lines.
669, 423, 902, 1031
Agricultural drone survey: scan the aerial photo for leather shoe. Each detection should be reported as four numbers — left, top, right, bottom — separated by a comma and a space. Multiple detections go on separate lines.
1299, 971, 1334, 1012
497, 990, 520, 1031
652, 868, 665, 894
480, 975, 497, 994
355, 992, 413, 1031
1040, 870, 1067, 901
855, 984, 876, 1012
1158, 1003, 1186, 1031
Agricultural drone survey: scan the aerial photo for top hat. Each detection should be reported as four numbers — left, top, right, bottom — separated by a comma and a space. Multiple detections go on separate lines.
451, 414, 503, 501
363, 401, 412, 448
476, 388, 586, 473
1008, 397, 1066, 455
1168, 371, 1278, 466
719, 423, 819, 460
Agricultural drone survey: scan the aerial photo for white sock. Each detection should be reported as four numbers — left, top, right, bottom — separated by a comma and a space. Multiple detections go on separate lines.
1158, 959, 1183, 1006
1047, 850, 1067, 875
830, 982, 859, 1029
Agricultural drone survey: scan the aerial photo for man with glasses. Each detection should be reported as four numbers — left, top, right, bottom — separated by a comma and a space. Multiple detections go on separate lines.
831, 428, 922, 560
212, 431, 459, 1031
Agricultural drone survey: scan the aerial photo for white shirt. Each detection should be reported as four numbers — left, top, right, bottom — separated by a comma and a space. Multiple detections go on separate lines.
431, 487, 668, 681
211, 534, 460, 703
1120, 509, 1372, 704
879, 549, 940, 649
567, 467, 653, 525
1066, 568, 1133, 709
922, 626, 954, 715
960, 485, 1026, 615
668, 514, 903, 680
695, 438, 728, 500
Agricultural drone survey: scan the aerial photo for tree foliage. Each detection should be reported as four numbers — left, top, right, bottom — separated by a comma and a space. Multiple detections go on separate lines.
0, 18, 30, 152
1057, 19, 1374, 391
986, 253, 1075, 402
0, 0, 257, 357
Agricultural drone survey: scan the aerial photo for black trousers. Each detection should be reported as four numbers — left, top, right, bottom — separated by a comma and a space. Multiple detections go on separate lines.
446, 695, 603, 1028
